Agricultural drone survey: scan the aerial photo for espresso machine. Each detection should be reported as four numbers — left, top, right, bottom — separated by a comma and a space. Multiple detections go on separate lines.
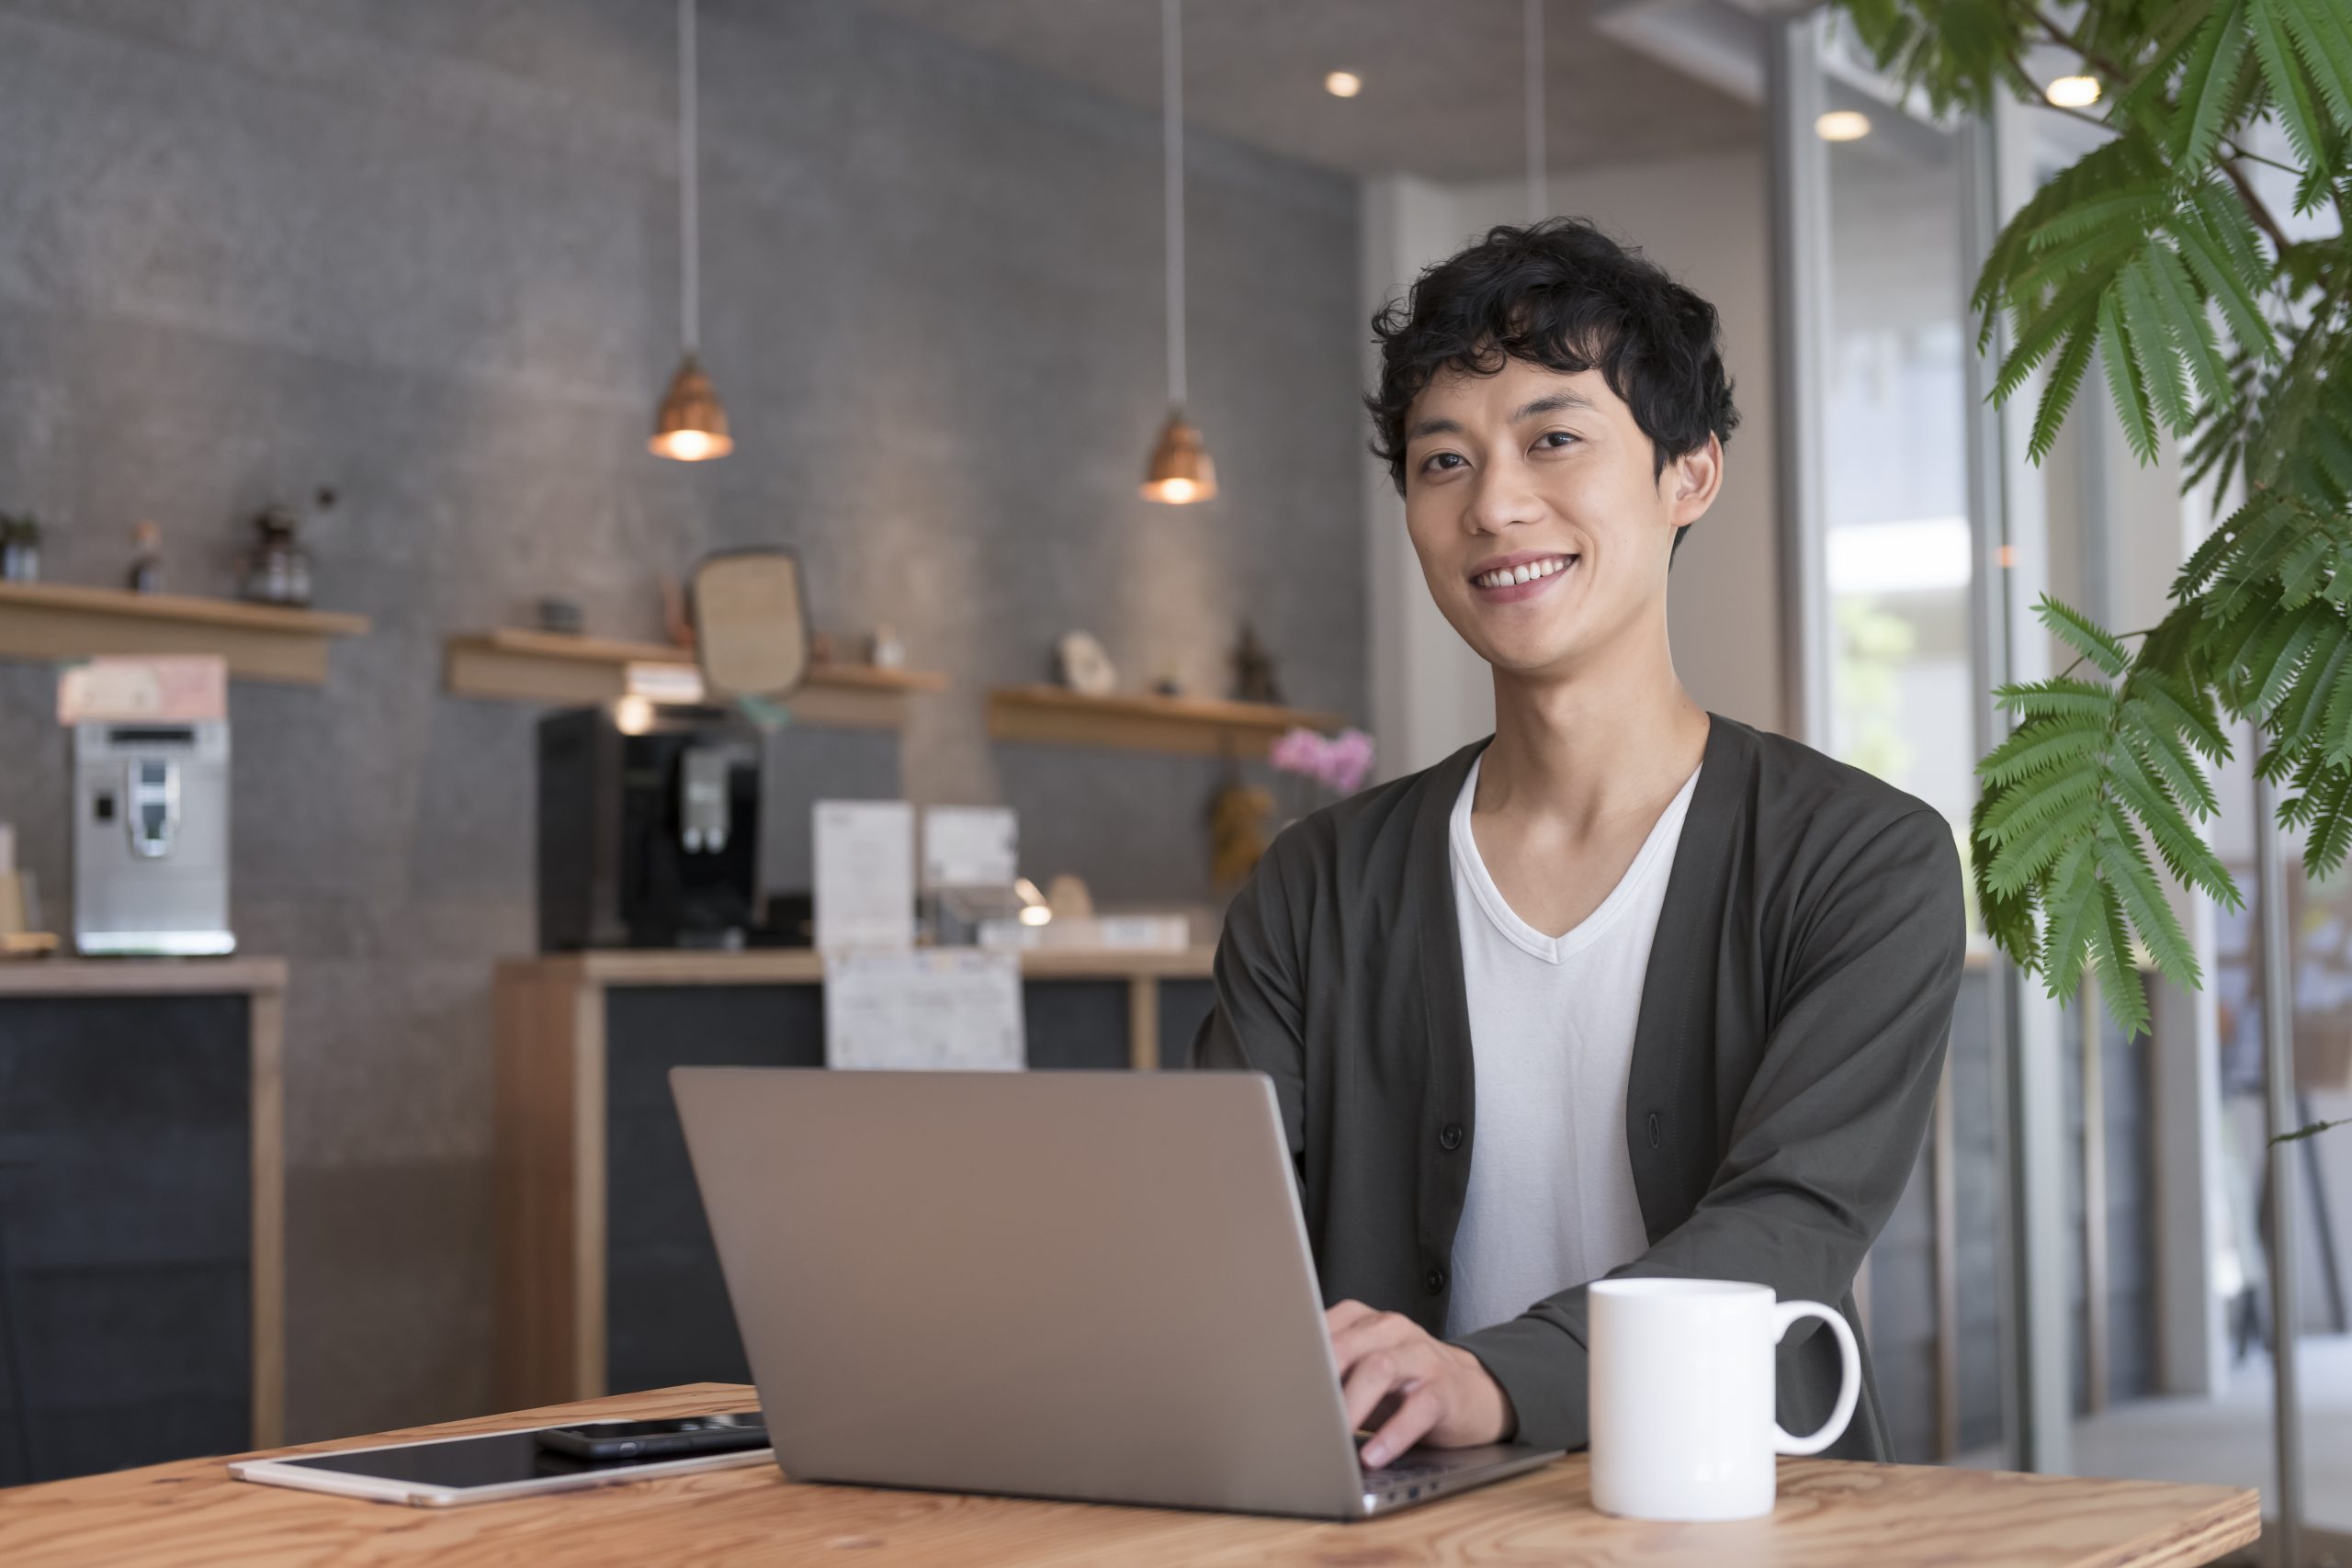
537, 705, 763, 950
72, 719, 234, 955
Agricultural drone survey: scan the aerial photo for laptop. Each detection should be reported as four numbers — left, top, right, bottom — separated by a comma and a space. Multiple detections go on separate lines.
670, 1067, 1562, 1520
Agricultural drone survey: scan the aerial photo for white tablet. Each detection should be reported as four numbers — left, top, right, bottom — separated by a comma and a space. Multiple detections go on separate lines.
230, 1420, 774, 1507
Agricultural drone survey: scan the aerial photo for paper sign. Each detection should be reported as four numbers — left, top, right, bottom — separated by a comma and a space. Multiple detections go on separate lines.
922, 806, 1018, 889
824, 949, 1024, 1071
57, 656, 227, 725
813, 800, 915, 952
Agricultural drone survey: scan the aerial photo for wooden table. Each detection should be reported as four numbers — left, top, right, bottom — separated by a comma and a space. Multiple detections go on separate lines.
0, 1383, 2261, 1567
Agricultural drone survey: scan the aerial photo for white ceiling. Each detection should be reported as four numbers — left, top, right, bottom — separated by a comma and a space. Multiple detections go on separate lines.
854, 0, 1763, 183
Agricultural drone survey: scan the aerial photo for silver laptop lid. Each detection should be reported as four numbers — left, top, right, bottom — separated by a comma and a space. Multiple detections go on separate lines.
671, 1067, 1366, 1517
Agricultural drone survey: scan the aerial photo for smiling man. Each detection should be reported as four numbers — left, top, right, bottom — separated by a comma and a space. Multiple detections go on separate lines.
1194, 220, 1965, 1467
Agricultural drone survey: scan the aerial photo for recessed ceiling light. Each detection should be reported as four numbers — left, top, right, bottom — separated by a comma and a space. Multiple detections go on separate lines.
1324, 70, 1363, 98
1815, 109, 1871, 141
2045, 74, 2101, 108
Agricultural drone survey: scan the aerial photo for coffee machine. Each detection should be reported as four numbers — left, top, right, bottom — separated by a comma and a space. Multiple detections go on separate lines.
537, 705, 763, 950
73, 719, 234, 955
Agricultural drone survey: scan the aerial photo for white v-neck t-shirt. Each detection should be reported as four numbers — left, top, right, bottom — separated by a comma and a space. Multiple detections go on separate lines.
1442, 754, 1702, 1338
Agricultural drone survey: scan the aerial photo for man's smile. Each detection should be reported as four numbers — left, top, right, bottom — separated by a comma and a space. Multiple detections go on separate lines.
1468, 550, 1577, 602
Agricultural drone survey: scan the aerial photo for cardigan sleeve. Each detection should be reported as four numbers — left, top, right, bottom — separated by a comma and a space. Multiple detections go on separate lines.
1454, 807, 1966, 1451
1190, 830, 1312, 1177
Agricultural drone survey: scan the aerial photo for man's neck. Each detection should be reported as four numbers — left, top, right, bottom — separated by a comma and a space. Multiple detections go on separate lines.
1476, 628, 1709, 839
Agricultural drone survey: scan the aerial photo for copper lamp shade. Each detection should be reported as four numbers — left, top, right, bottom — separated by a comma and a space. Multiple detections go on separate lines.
649, 352, 733, 462
1140, 408, 1216, 503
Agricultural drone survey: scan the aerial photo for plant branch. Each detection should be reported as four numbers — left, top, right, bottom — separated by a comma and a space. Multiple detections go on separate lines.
2276, 1117, 2351, 1145
2222, 141, 2300, 176
2029, 6, 2130, 84
2221, 156, 2292, 256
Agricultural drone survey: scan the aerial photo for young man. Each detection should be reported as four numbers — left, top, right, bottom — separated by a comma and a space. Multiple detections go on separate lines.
1194, 219, 1964, 1468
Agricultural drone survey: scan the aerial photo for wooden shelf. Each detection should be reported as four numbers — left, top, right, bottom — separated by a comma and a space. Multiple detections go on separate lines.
501, 946, 1215, 988
0, 581, 369, 685
0, 955, 288, 997
986, 684, 1342, 759
443, 628, 947, 731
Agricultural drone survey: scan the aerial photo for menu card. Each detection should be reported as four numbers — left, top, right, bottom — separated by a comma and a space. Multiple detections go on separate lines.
824, 949, 1024, 1071
922, 806, 1018, 890
813, 800, 915, 952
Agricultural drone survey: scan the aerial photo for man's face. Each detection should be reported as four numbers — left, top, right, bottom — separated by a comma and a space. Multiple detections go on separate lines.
1401, 355, 1721, 679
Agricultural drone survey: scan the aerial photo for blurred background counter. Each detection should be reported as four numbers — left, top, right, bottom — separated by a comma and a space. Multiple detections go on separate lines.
493, 947, 1215, 1408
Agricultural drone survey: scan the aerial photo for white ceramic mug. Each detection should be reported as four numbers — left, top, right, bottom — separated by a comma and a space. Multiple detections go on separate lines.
1587, 1277, 1860, 1521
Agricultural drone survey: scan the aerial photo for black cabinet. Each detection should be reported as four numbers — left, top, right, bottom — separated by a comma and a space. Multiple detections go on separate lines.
0, 966, 281, 1483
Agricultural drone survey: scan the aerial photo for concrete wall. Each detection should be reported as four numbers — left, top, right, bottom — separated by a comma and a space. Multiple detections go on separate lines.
1358, 148, 1783, 780
0, 0, 1363, 1440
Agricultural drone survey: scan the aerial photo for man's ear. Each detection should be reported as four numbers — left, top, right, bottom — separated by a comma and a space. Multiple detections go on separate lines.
1667, 434, 1724, 530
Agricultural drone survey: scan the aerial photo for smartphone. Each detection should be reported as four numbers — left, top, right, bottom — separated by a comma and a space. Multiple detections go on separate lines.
534, 1413, 767, 1462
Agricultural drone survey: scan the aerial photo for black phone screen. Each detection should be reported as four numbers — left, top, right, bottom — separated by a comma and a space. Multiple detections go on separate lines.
546, 1416, 762, 1441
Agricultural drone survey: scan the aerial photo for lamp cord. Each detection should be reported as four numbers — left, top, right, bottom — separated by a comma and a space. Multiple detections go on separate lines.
679, 0, 700, 355
1162, 0, 1186, 411
1525, 0, 1546, 221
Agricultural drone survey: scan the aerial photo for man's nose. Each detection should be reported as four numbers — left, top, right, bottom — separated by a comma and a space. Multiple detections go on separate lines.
1463, 457, 1542, 535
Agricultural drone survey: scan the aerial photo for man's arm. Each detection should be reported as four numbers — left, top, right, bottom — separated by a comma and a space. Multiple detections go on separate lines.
1190, 837, 1308, 1172
1456, 807, 1966, 1451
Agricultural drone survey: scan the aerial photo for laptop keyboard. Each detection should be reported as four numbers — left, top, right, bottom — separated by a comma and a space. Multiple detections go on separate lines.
1363, 1452, 1460, 1491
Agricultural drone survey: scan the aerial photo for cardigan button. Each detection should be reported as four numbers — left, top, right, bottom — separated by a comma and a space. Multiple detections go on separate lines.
1439, 1122, 1464, 1152
1425, 1268, 1447, 1295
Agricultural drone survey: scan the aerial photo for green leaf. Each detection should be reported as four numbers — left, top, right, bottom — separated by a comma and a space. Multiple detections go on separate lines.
2098, 289, 2162, 463
2271, 0, 2352, 134
2037, 595, 2132, 676
2119, 255, 2198, 434
2177, 0, 2253, 167
2254, 0, 2335, 167
2038, 838, 2105, 998
2147, 244, 2237, 411
2095, 814, 2200, 989
1979, 716, 2110, 788
2029, 315, 2102, 463
2292, 764, 2352, 874
2169, 198, 2274, 362
2090, 878, 2154, 1035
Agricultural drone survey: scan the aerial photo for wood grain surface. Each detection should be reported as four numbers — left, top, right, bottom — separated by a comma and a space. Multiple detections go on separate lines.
495, 947, 1215, 987
0, 957, 288, 996
0, 1383, 2260, 1568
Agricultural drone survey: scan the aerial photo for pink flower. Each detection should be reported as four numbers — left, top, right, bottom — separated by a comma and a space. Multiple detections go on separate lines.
1319, 728, 1375, 795
1269, 726, 1376, 797
1269, 727, 1326, 777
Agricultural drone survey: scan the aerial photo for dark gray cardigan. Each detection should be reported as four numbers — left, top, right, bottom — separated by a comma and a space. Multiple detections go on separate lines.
1192, 715, 1966, 1458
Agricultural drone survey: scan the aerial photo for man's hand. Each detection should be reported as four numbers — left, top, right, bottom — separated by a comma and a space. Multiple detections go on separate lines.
1325, 1301, 1516, 1468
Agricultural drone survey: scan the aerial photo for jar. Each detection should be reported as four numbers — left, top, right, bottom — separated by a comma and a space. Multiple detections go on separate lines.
242, 506, 313, 607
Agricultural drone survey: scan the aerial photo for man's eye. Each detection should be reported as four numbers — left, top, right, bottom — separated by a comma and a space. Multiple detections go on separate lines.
1420, 452, 1466, 473
1535, 431, 1578, 450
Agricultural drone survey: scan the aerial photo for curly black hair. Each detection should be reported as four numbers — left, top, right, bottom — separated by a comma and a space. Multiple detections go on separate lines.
1367, 220, 1740, 532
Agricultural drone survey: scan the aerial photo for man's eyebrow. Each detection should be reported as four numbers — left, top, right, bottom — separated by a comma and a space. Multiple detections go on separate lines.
1511, 391, 1594, 421
1407, 416, 1462, 441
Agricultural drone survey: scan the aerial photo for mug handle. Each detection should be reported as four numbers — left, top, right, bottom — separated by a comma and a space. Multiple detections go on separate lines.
1770, 1300, 1861, 1456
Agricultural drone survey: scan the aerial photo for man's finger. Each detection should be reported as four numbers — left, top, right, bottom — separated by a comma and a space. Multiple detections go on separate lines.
1324, 1300, 1378, 1337
1362, 1382, 1445, 1470
1340, 1349, 1409, 1431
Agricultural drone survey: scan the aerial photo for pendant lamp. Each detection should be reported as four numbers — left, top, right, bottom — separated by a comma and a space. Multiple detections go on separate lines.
1141, 0, 1215, 503
651, 0, 732, 461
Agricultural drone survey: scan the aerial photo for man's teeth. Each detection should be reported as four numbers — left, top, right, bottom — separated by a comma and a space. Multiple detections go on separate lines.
1475, 558, 1571, 589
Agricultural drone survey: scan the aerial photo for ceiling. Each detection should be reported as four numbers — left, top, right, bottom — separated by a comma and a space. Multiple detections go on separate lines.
854, 0, 1764, 183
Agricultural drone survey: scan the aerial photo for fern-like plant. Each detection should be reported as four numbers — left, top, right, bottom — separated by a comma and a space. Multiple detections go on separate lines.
1837, 0, 2352, 1085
